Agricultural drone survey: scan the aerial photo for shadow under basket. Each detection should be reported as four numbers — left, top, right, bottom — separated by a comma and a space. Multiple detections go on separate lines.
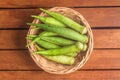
27, 7, 94, 74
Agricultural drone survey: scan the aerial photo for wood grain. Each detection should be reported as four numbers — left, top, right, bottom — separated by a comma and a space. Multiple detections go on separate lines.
0, 30, 27, 49
0, 0, 120, 8
0, 8, 120, 28
0, 50, 119, 70
0, 29, 120, 49
0, 71, 120, 80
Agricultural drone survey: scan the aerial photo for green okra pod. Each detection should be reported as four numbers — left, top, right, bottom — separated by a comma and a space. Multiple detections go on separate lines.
44, 55, 75, 65
41, 36, 75, 46
27, 23, 88, 43
82, 44, 87, 51
27, 36, 78, 57
26, 31, 58, 46
40, 8, 87, 34
35, 45, 75, 65
35, 43, 78, 57
31, 15, 66, 27
27, 34, 37, 38
40, 31, 57, 37
36, 39, 60, 49
27, 36, 60, 49
33, 42, 83, 56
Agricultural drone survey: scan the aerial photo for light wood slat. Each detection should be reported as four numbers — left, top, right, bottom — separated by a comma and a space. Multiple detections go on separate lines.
0, 29, 120, 49
0, 71, 119, 80
0, 8, 120, 28
0, 0, 120, 8
0, 50, 119, 70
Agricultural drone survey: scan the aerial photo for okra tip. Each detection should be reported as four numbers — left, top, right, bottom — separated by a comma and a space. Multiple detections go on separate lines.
39, 8, 47, 12
27, 23, 31, 25
82, 44, 87, 52
27, 23, 36, 27
39, 8, 50, 14
70, 58, 75, 65
31, 15, 40, 19
31, 15, 36, 17
76, 42, 84, 50
82, 27, 87, 34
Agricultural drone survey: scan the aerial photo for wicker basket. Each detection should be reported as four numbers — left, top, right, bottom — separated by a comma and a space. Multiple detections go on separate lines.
27, 7, 94, 74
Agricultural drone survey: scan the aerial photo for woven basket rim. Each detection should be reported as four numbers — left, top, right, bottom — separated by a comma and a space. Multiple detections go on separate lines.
27, 7, 94, 74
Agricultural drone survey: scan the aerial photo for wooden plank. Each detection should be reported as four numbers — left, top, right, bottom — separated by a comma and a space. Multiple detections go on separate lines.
0, 8, 120, 28
0, 71, 119, 80
0, 50, 119, 70
93, 29, 120, 48
0, 30, 27, 49
0, 0, 120, 8
0, 29, 120, 49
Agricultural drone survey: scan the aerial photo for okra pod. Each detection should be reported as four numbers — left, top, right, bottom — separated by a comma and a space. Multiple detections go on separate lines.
40, 8, 87, 34
35, 45, 75, 65
44, 55, 74, 65
82, 44, 87, 51
27, 23, 88, 43
35, 44, 78, 57
31, 15, 66, 27
41, 36, 75, 46
40, 31, 57, 37
33, 42, 83, 56
27, 36, 60, 49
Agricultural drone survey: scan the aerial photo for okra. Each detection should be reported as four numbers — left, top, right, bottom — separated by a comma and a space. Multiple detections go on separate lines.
33, 42, 83, 56
44, 55, 74, 65
35, 44, 77, 57
27, 23, 88, 43
26, 31, 58, 46
40, 8, 87, 34
82, 44, 87, 51
27, 36, 60, 49
35, 45, 75, 65
36, 39, 60, 49
40, 31, 57, 37
41, 36, 75, 46
31, 15, 66, 27
27, 34, 37, 38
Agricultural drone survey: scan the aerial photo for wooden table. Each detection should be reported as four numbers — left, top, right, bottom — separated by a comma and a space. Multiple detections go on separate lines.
0, 0, 120, 80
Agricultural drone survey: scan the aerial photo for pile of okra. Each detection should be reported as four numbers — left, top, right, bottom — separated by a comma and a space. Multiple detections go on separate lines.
26, 8, 88, 65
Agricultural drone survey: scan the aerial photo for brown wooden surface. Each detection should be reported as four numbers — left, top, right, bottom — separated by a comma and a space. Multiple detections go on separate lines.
0, 71, 120, 80
0, 8, 120, 28
0, 50, 119, 70
0, 0, 120, 80
0, 29, 120, 49
0, 0, 120, 8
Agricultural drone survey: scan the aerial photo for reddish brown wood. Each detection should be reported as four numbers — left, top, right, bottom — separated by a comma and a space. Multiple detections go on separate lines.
0, 50, 119, 70
0, 30, 27, 49
83, 50, 120, 69
0, 9, 40, 28
0, 29, 120, 49
0, 0, 120, 8
93, 29, 120, 48
0, 50, 39, 70
0, 8, 120, 28
0, 71, 120, 80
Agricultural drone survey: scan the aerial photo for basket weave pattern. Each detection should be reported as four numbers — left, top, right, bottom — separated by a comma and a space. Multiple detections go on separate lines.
27, 7, 94, 74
